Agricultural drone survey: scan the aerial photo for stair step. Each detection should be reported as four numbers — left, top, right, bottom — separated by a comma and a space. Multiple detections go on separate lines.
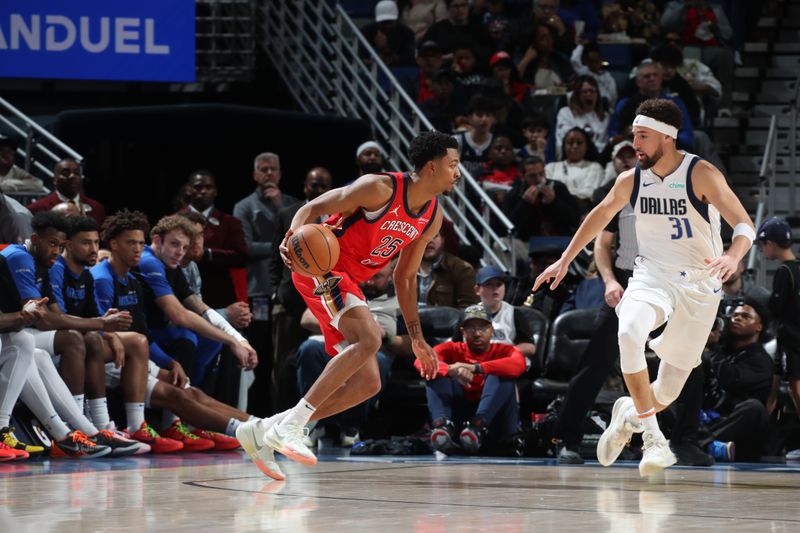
764, 67, 800, 79
748, 116, 794, 129
758, 17, 777, 28
775, 42, 800, 53
760, 79, 798, 93
773, 55, 800, 68
753, 104, 793, 116
745, 42, 770, 53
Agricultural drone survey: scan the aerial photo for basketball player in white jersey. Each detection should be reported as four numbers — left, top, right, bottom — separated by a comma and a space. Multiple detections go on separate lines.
533, 99, 755, 475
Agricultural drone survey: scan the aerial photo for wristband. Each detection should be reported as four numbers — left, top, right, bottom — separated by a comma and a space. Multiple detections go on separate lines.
732, 223, 755, 247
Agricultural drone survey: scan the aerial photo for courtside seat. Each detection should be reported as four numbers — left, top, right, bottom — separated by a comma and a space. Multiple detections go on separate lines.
532, 308, 601, 403
513, 306, 549, 378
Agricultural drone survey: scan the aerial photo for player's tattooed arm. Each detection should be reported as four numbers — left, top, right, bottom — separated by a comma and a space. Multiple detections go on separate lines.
406, 320, 422, 340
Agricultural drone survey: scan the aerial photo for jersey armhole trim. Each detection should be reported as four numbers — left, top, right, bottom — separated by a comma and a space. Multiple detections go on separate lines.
362, 172, 399, 225
630, 165, 640, 209
685, 156, 709, 223
420, 196, 440, 236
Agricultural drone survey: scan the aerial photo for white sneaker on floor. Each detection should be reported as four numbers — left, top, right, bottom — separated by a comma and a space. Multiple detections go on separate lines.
639, 431, 677, 476
785, 448, 800, 461
237, 419, 286, 480
597, 396, 642, 466
264, 421, 318, 466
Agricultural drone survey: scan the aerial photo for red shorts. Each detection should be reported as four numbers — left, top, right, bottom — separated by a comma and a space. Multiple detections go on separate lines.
292, 270, 368, 356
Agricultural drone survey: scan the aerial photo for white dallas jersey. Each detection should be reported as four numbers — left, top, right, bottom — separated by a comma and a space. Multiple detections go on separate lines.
631, 152, 723, 273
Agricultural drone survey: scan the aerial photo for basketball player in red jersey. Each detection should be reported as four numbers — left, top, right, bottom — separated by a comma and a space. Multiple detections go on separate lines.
237, 131, 460, 479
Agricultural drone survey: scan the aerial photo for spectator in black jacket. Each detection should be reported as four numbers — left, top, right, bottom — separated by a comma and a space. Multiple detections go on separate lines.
361, 1, 417, 67
502, 156, 579, 243
699, 299, 774, 461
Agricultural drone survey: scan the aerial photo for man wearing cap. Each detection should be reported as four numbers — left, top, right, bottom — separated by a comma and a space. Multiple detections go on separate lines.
535, 98, 755, 476
361, 1, 416, 67
758, 216, 800, 448
418, 303, 526, 454
474, 265, 537, 363
0, 136, 43, 194
416, 40, 444, 104
603, 140, 637, 183
355, 141, 386, 177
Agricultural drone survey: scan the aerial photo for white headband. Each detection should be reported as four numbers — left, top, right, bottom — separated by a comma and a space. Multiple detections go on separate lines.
633, 115, 678, 139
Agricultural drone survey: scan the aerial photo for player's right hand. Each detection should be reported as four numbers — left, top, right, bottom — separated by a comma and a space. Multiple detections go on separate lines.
412, 338, 439, 380
20, 297, 48, 324
604, 279, 625, 308
532, 257, 570, 291
101, 310, 133, 332
279, 229, 295, 271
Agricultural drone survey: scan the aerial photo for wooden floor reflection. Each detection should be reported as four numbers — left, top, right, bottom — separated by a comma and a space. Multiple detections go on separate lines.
2, 452, 799, 532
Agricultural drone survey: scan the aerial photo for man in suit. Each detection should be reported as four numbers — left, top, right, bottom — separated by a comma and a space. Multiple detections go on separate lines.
27, 158, 106, 226
268, 167, 332, 409
182, 170, 248, 310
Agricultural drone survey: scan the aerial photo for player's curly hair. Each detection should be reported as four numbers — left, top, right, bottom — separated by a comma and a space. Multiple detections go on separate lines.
66, 216, 99, 239
31, 211, 71, 236
151, 215, 197, 242
635, 98, 683, 131
101, 209, 150, 243
409, 131, 459, 171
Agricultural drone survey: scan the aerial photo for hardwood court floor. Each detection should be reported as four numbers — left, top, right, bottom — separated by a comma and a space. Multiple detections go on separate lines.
2, 451, 799, 532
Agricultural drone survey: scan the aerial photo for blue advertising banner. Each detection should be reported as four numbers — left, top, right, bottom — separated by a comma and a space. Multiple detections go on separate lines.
0, 0, 195, 82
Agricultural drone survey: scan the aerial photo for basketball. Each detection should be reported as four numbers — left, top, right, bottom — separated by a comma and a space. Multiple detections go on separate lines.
288, 224, 340, 277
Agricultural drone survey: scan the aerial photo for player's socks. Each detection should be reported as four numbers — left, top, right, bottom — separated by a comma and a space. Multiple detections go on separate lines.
637, 408, 661, 434
72, 394, 85, 413
280, 399, 316, 429
125, 402, 146, 432
87, 397, 110, 430
226, 417, 241, 437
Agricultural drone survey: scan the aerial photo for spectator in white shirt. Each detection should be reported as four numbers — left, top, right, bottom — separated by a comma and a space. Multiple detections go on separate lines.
546, 127, 605, 205
555, 75, 610, 155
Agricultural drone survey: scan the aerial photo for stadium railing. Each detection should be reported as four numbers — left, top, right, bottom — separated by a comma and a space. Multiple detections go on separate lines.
260, 0, 518, 274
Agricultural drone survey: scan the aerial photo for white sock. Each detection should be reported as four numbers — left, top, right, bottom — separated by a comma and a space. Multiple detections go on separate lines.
162, 410, 179, 429
42, 412, 71, 441
88, 398, 110, 430
256, 409, 290, 433
280, 400, 316, 429
624, 406, 641, 427
226, 418, 241, 437
72, 394, 85, 413
247, 415, 257, 421
125, 402, 145, 433
0, 415, 9, 429
637, 408, 661, 434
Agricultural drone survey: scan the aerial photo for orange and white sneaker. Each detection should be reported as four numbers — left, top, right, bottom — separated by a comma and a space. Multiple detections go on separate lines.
51, 431, 111, 459
191, 428, 240, 451
236, 419, 285, 480
0, 441, 21, 461
128, 422, 183, 454
162, 421, 214, 452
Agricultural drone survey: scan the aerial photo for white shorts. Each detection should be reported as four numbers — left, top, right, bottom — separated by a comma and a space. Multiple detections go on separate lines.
618, 257, 722, 371
105, 360, 162, 408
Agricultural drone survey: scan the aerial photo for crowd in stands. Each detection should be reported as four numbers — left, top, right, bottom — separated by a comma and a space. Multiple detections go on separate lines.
0, 0, 796, 466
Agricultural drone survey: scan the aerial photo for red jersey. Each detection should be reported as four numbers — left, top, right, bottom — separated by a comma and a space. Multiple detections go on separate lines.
325, 172, 439, 283
416, 341, 526, 401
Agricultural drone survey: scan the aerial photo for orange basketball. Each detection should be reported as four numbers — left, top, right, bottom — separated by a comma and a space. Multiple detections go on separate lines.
288, 224, 340, 277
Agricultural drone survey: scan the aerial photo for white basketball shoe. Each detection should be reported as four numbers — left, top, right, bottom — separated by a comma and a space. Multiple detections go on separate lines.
263, 420, 318, 466
639, 430, 677, 476
237, 419, 286, 480
597, 396, 643, 466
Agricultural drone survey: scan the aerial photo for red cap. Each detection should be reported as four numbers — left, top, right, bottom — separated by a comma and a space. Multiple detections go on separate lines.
490, 51, 513, 67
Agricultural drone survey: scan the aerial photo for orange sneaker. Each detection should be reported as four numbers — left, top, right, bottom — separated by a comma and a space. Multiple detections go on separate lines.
191, 428, 240, 451
51, 431, 111, 459
0, 441, 19, 461
128, 422, 183, 454
162, 421, 214, 452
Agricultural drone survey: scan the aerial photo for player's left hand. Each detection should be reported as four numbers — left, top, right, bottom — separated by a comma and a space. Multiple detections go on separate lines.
412, 338, 439, 380
704, 255, 738, 282
279, 229, 295, 271
107, 334, 126, 369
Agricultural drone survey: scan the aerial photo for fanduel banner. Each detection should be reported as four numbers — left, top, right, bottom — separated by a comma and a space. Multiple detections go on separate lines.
0, 0, 195, 82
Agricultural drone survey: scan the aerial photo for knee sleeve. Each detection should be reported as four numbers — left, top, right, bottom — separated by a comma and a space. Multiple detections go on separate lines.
617, 299, 658, 374
651, 362, 692, 406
